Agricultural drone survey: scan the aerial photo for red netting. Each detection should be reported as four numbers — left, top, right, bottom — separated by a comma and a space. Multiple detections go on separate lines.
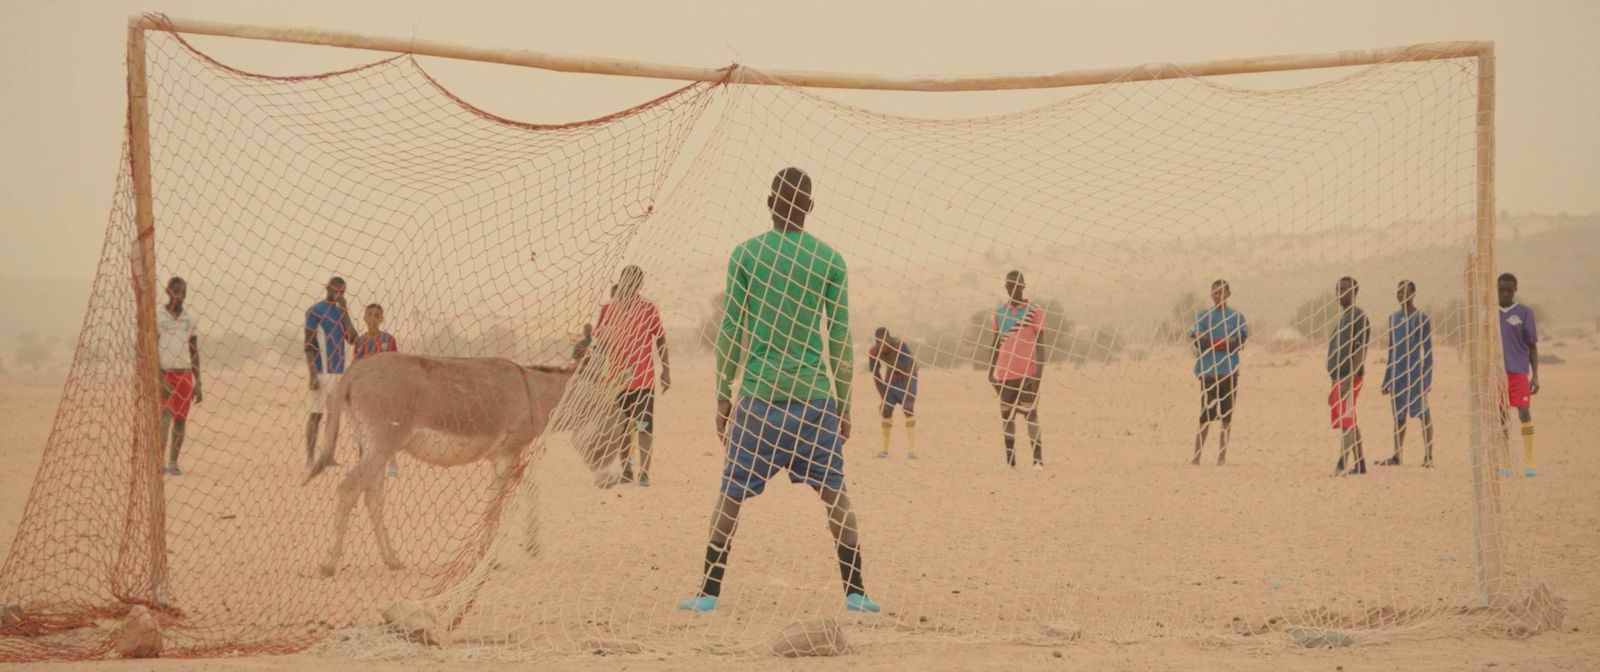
0, 23, 717, 660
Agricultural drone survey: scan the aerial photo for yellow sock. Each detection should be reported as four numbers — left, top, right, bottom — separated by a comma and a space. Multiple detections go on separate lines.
1521, 421, 1535, 468
905, 416, 918, 453
880, 418, 893, 453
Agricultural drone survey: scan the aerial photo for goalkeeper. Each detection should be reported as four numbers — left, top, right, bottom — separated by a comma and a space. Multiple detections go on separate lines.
678, 167, 879, 614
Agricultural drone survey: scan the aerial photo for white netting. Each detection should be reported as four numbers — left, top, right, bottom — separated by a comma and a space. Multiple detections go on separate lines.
0, 25, 1560, 663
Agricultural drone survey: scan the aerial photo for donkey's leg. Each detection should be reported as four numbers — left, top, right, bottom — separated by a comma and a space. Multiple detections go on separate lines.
363, 466, 405, 570
321, 427, 397, 577
319, 469, 363, 577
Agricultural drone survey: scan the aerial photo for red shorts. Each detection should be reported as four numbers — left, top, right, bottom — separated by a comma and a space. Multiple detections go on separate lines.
160, 370, 195, 420
1328, 375, 1363, 430
1505, 372, 1531, 409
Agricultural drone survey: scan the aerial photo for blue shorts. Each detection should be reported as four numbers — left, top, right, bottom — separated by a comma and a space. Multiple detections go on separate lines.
881, 376, 918, 409
720, 397, 845, 500
1389, 376, 1430, 419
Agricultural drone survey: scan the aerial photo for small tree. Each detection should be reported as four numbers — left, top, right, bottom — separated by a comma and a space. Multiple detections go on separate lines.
1292, 290, 1341, 338
15, 332, 53, 370
1156, 291, 1206, 342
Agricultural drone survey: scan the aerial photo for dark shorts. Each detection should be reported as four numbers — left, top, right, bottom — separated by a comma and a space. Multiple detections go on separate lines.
880, 375, 918, 412
1199, 374, 1238, 423
617, 388, 655, 434
1389, 375, 1430, 419
720, 397, 844, 500
992, 377, 1040, 411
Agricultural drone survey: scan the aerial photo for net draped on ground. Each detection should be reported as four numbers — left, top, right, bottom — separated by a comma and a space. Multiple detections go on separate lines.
0, 27, 1554, 661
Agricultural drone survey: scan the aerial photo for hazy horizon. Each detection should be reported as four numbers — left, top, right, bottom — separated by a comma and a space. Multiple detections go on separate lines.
0, 0, 1597, 281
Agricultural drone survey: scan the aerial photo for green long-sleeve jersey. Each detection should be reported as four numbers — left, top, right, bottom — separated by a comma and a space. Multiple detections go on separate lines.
715, 229, 853, 407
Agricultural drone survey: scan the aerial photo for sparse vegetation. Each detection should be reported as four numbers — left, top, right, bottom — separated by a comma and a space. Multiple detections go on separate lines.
14, 332, 54, 370
1156, 292, 1206, 342
1292, 290, 1341, 338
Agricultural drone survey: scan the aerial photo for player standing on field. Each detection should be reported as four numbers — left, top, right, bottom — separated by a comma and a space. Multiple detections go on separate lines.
1189, 279, 1247, 466
985, 270, 1046, 470
868, 327, 919, 459
1379, 280, 1435, 468
352, 302, 400, 477
594, 265, 671, 486
1327, 276, 1371, 476
679, 167, 879, 614
158, 276, 201, 475
1498, 273, 1539, 477
304, 276, 356, 469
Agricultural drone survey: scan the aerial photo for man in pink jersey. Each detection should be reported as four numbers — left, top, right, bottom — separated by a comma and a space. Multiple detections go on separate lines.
594, 265, 671, 486
985, 270, 1046, 470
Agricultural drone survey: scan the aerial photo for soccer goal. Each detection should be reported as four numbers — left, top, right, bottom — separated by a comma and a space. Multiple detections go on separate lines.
0, 13, 1560, 662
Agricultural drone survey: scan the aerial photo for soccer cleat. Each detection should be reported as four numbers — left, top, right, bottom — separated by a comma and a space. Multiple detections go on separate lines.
638, 474, 652, 487
1524, 468, 1536, 478
387, 462, 399, 478
1376, 456, 1400, 466
845, 593, 881, 612
906, 452, 919, 460
164, 463, 183, 476
1032, 463, 1044, 471
1498, 468, 1513, 478
873, 451, 888, 459
677, 594, 717, 612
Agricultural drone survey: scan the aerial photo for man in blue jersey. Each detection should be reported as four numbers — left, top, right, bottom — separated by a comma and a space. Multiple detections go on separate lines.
1378, 280, 1434, 468
304, 276, 356, 468
1188, 279, 1248, 466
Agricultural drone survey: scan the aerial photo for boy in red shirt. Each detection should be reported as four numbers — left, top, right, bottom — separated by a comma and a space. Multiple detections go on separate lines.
353, 303, 400, 476
594, 265, 671, 486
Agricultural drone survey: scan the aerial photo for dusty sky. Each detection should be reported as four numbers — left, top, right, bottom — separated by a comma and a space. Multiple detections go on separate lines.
0, 0, 1594, 280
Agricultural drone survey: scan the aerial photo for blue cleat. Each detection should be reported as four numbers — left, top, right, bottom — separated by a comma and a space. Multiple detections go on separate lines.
1497, 469, 1513, 478
1524, 468, 1536, 478
677, 594, 717, 612
845, 593, 881, 612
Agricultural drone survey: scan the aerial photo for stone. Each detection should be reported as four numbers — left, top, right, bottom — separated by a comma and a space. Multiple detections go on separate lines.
380, 600, 450, 647
769, 617, 845, 657
113, 605, 162, 658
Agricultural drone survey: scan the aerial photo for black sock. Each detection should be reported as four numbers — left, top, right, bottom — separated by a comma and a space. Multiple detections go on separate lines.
700, 541, 730, 598
1004, 436, 1016, 466
836, 543, 865, 596
1032, 440, 1042, 465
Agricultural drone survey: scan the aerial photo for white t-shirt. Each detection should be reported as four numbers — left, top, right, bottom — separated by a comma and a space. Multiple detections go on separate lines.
157, 307, 197, 370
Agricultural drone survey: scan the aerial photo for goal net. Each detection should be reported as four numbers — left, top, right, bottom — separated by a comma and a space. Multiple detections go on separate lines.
0, 21, 1560, 662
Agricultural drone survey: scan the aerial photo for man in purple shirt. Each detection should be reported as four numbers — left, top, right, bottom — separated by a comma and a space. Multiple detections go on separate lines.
1498, 273, 1539, 477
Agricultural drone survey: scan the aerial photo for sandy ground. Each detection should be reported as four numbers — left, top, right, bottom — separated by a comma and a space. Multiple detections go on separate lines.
2, 334, 1598, 670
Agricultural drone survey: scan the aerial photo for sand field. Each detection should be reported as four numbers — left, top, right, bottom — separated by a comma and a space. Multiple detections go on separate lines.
1, 335, 1597, 670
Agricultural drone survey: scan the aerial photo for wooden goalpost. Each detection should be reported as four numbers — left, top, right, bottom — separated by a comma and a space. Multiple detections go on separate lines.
122, 13, 1503, 608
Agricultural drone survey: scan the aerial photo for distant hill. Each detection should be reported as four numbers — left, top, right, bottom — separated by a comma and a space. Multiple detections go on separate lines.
2, 215, 1596, 371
